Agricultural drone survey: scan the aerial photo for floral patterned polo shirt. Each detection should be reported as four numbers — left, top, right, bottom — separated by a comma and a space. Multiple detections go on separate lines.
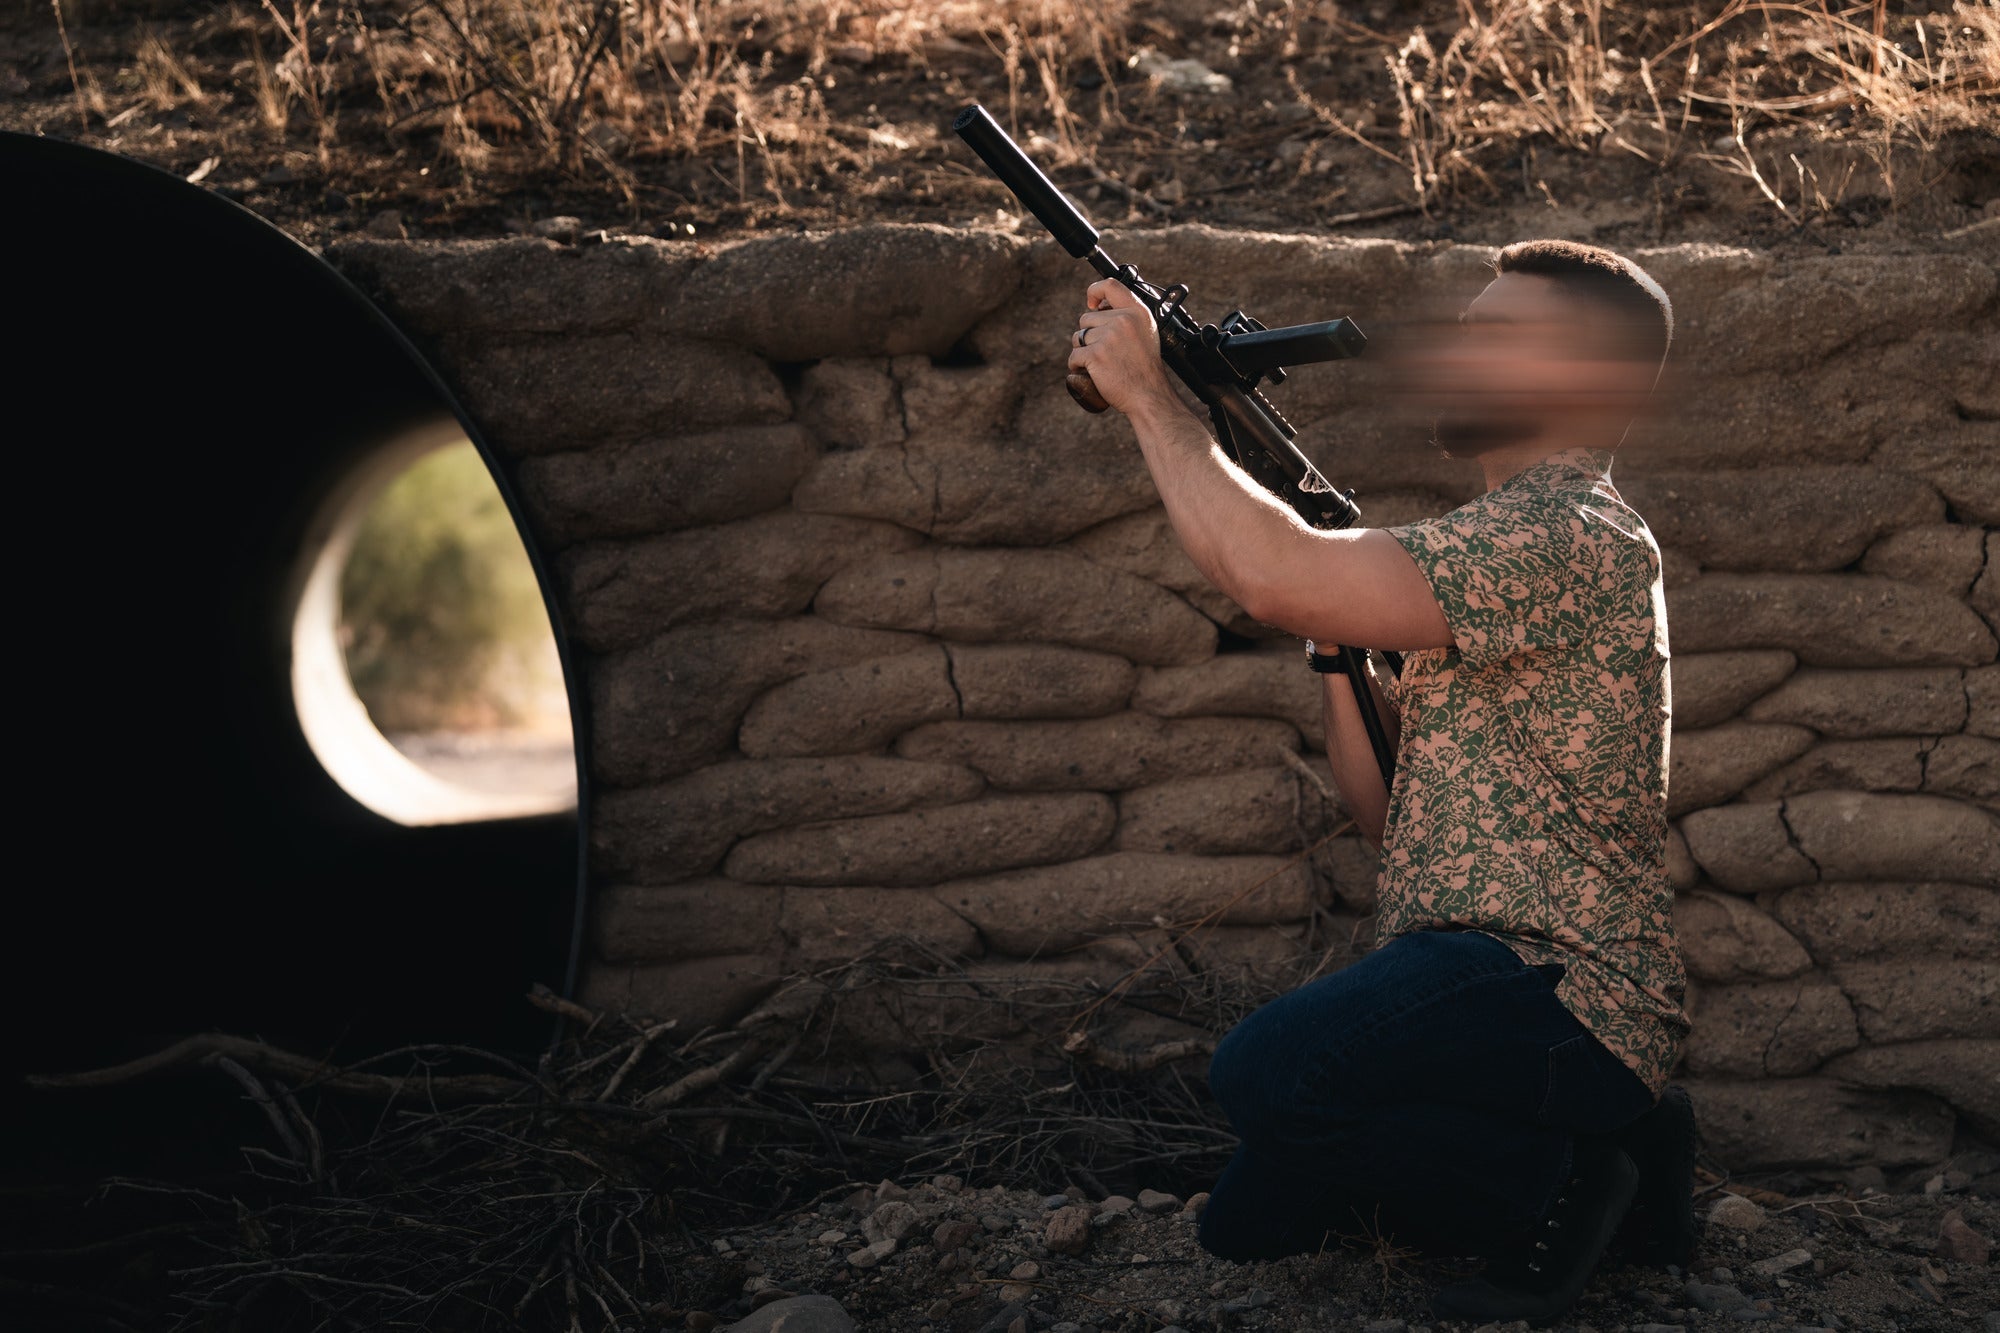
1375, 444, 1689, 1100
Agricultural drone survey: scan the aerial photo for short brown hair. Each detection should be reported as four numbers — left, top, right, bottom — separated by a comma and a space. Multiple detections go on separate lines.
1493, 239, 1673, 364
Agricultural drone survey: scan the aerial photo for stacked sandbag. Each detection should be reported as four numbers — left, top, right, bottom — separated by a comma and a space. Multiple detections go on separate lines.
328, 226, 1999, 1171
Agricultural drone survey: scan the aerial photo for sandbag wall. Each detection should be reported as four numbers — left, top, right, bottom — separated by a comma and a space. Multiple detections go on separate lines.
328, 225, 1999, 1173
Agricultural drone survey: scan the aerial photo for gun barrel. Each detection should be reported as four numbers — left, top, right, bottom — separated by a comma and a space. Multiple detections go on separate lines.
952, 104, 1100, 259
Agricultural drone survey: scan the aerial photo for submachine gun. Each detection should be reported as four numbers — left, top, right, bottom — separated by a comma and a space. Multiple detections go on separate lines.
951, 103, 1404, 786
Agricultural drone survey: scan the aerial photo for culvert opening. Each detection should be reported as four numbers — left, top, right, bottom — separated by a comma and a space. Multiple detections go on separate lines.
4, 131, 590, 1194
292, 419, 576, 827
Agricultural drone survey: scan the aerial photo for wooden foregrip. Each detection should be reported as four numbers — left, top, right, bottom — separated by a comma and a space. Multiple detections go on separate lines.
1065, 368, 1110, 413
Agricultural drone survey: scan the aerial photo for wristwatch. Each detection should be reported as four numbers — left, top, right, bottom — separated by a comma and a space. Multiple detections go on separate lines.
1303, 639, 1356, 677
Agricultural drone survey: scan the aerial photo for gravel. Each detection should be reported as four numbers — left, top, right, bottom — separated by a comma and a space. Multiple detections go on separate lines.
668, 1170, 1997, 1333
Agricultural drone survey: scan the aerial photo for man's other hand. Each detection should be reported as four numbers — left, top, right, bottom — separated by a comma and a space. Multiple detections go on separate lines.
1069, 279, 1181, 421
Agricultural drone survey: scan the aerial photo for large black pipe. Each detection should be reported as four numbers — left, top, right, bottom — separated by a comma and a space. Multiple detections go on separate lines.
0, 133, 587, 1184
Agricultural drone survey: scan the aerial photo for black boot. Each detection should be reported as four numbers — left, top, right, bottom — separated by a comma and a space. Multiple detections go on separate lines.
1604, 1084, 1699, 1270
1429, 1136, 1639, 1328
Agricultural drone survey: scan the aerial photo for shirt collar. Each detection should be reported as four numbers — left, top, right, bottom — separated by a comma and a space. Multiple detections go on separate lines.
1544, 445, 1616, 477
1502, 445, 1616, 491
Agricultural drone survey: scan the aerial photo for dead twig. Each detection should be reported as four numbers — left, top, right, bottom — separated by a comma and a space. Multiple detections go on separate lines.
1061, 1029, 1215, 1073
27, 1033, 532, 1103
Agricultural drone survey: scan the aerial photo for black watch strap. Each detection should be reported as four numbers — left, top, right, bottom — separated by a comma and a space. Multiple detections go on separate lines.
1304, 639, 1356, 677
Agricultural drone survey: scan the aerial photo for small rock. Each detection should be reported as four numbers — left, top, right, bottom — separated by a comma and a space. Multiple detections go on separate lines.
1924, 1172, 1946, 1194
817, 1229, 847, 1246
1136, 1189, 1182, 1214
1726, 1311, 1772, 1323
1129, 46, 1233, 96
1684, 1280, 1750, 1314
934, 1219, 979, 1251
1707, 1194, 1767, 1232
1098, 1195, 1136, 1215
868, 1200, 920, 1244
1938, 1208, 1991, 1264
1749, 1248, 1813, 1276
932, 1174, 964, 1193
363, 209, 406, 239
1042, 1193, 1072, 1210
687, 1314, 720, 1333
876, 1179, 910, 1202
720, 1296, 857, 1333
845, 1238, 896, 1269
1010, 1261, 1041, 1281
1183, 1192, 1210, 1216
974, 1302, 1028, 1333
1631, 1325, 1687, 1333
712, 1238, 734, 1254
1361, 1320, 1408, 1333
1219, 1289, 1275, 1314
531, 214, 583, 242
1044, 1205, 1093, 1256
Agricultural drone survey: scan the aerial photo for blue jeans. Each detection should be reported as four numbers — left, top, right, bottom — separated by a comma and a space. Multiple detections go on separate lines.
1198, 926, 1657, 1261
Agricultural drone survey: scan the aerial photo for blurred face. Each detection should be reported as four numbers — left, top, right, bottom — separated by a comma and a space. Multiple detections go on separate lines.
1389, 272, 1662, 459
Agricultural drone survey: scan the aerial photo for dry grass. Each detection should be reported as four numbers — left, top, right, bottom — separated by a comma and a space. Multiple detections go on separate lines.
15, 930, 1336, 1330
342, 0, 1141, 209
133, 27, 204, 112
24, 2, 1999, 240
1274, 0, 2000, 215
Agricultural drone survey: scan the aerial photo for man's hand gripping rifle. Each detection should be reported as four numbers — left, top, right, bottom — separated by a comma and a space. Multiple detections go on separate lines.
952, 103, 1403, 786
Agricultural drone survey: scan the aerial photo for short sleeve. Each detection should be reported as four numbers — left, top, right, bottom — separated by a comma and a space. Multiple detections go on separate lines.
1385, 489, 1583, 671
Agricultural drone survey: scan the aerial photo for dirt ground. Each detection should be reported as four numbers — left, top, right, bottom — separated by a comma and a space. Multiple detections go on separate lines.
677, 1163, 1999, 1333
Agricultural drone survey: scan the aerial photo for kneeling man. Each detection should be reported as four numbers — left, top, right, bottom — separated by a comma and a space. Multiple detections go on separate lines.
1067, 239, 1695, 1325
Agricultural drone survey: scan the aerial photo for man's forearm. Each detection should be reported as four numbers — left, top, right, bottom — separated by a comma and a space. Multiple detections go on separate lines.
1124, 390, 1325, 625
1319, 659, 1402, 847
1070, 275, 1456, 652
